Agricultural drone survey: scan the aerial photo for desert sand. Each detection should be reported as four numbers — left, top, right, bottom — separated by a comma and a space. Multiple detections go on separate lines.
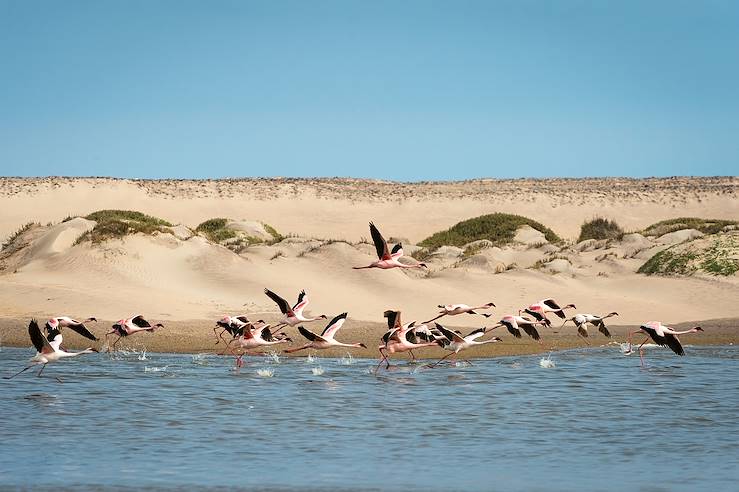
1, 176, 737, 357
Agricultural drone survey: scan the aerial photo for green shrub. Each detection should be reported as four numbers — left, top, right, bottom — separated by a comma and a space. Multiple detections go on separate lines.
419, 213, 560, 251
578, 217, 623, 242
643, 217, 738, 237
76, 210, 173, 244
195, 218, 237, 243
637, 249, 697, 275
2, 222, 38, 251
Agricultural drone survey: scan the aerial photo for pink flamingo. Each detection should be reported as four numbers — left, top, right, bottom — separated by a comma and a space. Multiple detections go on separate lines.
489, 315, 549, 343
353, 222, 427, 270
521, 298, 577, 326
375, 310, 438, 372
424, 302, 496, 323
105, 315, 164, 352
264, 288, 327, 331
627, 321, 704, 366
214, 315, 250, 344
4, 319, 97, 382
561, 312, 619, 343
46, 316, 98, 341
233, 321, 292, 367
283, 313, 367, 354
430, 323, 502, 366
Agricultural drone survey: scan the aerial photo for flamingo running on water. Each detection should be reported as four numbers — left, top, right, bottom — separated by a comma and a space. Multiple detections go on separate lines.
561, 312, 619, 343
264, 288, 327, 332
283, 313, 367, 354
214, 315, 250, 344
376, 310, 438, 372
626, 321, 703, 366
106, 315, 164, 352
4, 319, 97, 382
353, 222, 427, 270
424, 302, 496, 323
233, 321, 292, 367
521, 298, 577, 326
430, 322, 502, 367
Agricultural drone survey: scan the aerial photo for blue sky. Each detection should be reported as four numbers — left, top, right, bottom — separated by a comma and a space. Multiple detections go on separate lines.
1, 0, 737, 180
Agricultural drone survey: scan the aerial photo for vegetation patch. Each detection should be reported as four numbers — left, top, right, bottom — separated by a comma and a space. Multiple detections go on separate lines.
2, 222, 38, 251
419, 213, 560, 251
643, 218, 738, 237
76, 210, 173, 244
195, 218, 238, 243
638, 235, 738, 276
262, 223, 284, 243
578, 217, 623, 242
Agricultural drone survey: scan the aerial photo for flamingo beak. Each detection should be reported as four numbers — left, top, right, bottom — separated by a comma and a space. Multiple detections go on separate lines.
695, 326, 704, 331
359, 343, 367, 348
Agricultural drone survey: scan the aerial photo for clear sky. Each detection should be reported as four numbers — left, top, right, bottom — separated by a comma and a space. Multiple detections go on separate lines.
1, 0, 737, 180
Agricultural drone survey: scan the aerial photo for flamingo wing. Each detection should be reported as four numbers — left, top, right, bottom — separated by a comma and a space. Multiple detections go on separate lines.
130, 315, 152, 328
292, 290, 309, 313
577, 325, 588, 338
390, 243, 403, 259
466, 327, 487, 341
520, 323, 541, 341
369, 222, 391, 260
321, 312, 348, 339
264, 288, 293, 315
662, 333, 685, 356
29, 319, 54, 354
298, 326, 326, 343
524, 309, 548, 323
542, 299, 562, 310
259, 326, 275, 342
383, 310, 401, 329
47, 330, 63, 351
235, 315, 250, 324
66, 322, 98, 341
434, 323, 465, 344
595, 320, 611, 338
502, 320, 522, 338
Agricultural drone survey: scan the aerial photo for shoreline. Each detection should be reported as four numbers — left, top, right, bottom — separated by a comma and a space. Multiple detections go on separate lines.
2, 316, 736, 359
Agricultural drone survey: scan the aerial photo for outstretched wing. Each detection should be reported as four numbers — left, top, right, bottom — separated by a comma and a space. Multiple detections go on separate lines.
542, 298, 562, 310
66, 322, 98, 341
131, 315, 152, 328
264, 288, 292, 315
383, 310, 401, 329
292, 290, 309, 313
524, 309, 549, 325
663, 333, 685, 356
390, 243, 403, 259
502, 320, 522, 339
298, 326, 325, 343
29, 319, 53, 354
577, 326, 588, 338
466, 327, 487, 341
520, 324, 541, 341
595, 320, 611, 338
259, 326, 275, 342
434, 323, 465, 344
369, 222, 390, 260
321, 312, 348, 339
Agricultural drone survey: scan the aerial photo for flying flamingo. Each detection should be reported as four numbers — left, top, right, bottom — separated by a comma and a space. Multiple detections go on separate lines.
521, 298, 577, 326
4, 319, 97, 382
106, 315, 164, 352
627, 321, 704, 366
233, 321, 292, 367
46, 316, 98, 341
283, 313, 367, 354
561, 312, 619, 343
489, 315, 549, 342
380, 310, 437, 361
353, 222, 427, 270
264, 288, 327, 332
430, 323, 502, 367
214, 315, 250, 344
376, 310, 439, 372
424, 302, 496, 323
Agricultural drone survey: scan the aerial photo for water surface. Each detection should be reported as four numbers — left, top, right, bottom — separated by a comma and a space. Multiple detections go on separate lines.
1, 345, 737, 491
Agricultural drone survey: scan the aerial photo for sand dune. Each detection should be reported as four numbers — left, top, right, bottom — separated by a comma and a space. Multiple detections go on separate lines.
0, 177, 737, 354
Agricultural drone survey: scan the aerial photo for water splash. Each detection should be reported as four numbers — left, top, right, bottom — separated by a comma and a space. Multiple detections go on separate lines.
338, 353, 355, 365
311, 367, 325, 376
266, 351, 281, 364
256, 368, 274, 378
144, 366, 168, 372
137, 349, 148, 361
191, 353, 209, 365
539, 353, 556, 369
306, 354, 317, 364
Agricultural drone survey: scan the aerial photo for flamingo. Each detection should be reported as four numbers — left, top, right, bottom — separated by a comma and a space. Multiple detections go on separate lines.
264, 288, 327, 331
214, 315, 250, 344
106, 315, 164, 352
627, 321, 704, 366
521, 298, 577, 326
46, 316, 98, 341
430, 323, 502, 366
376, 310, 439, 372
4, 319, 97, 382
283, 313, 367, 354
424, 302, 496, 323
488, 315, 549, 342
233, 321, 292, 367
353, 222, 427, 270
561, 312, 619, 343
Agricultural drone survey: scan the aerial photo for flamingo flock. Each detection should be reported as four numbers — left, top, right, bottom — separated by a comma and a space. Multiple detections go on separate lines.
4, 221, 707, 381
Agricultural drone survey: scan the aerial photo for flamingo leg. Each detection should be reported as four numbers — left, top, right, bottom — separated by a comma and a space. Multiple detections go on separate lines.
4, 365, 34, 379
637, 337, 650, 367
37, 364, 47, 377
409, 350, 417, 362
283, 344, 311, 354
423, 314, 446, 324
432, 351, 456, 367
112, 336, 122, 352
375, 348, 389, 373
